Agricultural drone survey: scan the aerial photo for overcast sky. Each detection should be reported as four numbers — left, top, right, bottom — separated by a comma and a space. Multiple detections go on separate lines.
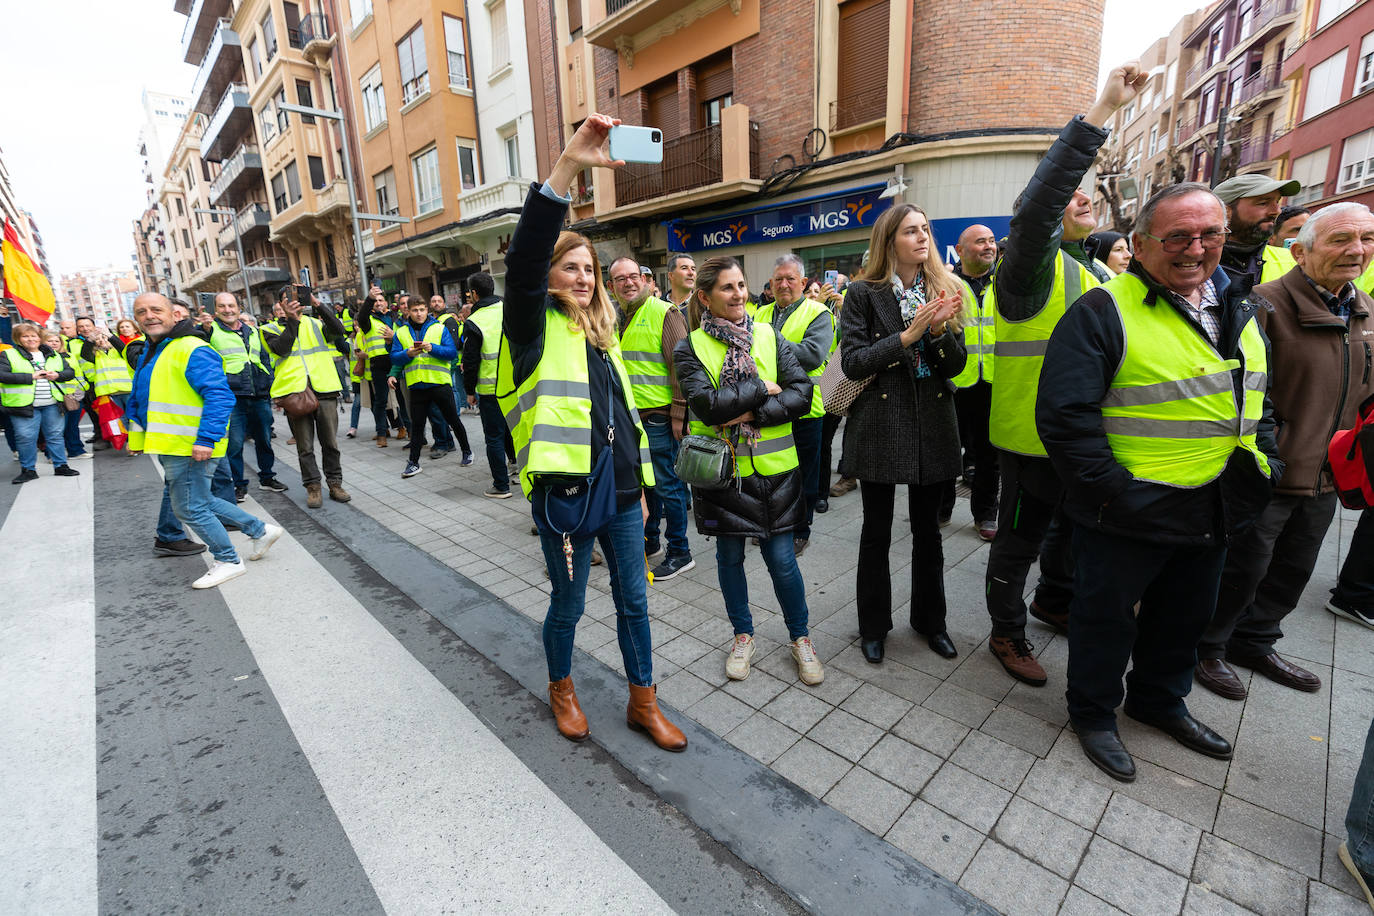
1, 0, 1208, 278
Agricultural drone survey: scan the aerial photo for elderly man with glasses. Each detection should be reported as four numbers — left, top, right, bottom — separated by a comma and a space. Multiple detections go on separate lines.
1035, 182, 1283, 782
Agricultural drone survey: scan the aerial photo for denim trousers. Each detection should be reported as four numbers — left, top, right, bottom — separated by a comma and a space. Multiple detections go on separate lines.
227, 396, 277, 488
349, 382, 364, 430
642, 414, 690, 557
0, 410, 15, 453
157, 458, 235, 541
1346, 716, 1374, 875
1335, 509, 1374, 607
14, 404, 67, 469
716, 534, 810, 641
63, 404, 86, 456
161, 454, 266, 563
540, 500, 654, 686
450, 367, 467, 409
478, 394, 510, 491
792, 416, 824, 539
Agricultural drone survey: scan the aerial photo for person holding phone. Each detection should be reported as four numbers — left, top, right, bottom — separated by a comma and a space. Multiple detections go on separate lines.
500, 114, 685, 752
389, 295, 472, 478
357, 287, 410, 445
1, 322, 80, 483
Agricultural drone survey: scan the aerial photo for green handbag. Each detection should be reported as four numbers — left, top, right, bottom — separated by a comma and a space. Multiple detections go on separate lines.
674, 432, 737, 491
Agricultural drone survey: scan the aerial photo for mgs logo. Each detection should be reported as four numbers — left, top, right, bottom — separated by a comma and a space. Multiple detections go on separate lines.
702, 221, 750, 247
847, 199, 874, 224
730, 221, 749, 241
672, 226, 693, 249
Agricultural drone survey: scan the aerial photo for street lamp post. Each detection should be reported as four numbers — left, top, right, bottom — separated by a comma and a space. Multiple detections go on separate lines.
193, 206, 249, 306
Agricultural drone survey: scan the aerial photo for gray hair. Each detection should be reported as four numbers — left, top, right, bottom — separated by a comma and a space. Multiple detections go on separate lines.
667, 252, 694, 271
1294, 202, 1373, 251
772, 253, 804, 275
1133, 182, 1223, 237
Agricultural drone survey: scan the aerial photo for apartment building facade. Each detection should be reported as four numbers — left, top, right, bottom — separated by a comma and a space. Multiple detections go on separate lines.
57, 269, 141, 326
1272, 0, 1374, 209
538, 0, 1105, 284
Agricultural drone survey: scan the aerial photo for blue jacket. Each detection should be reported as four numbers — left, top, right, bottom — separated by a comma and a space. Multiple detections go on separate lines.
389, 317, 456, 387
126, 320, 235, 449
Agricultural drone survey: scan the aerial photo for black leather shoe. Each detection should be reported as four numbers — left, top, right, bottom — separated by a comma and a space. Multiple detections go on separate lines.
814, 497, 829, 514
927, 631, 957, 659
1125, 709, 1233, 760
1226, 651, 1322, 693
1077, 729, 1136, 782
861, 638, 884, 664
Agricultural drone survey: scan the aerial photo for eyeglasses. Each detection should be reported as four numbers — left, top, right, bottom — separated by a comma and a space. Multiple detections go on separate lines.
1141, 230, 1228, 253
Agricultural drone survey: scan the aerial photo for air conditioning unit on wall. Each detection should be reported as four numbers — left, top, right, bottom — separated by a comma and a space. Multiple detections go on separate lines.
626, 227, 648, 250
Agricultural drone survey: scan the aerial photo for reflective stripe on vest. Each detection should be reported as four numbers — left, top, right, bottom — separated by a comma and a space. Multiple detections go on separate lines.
268, 316, 343, 397
208, 322, 270, 379
124, 337, 229, 458
395, 322, 450, 387
619, 297, 673, 410
91, 348, 134, 397
951, 277, 994, 388
686, 326, 798, 478
466, 302, 505, 395
360, 321, 390, 358
1098, 271, 1270, 487
0, 348, 73, 407
988, 250, 1099, 456
755, 297, 835, 418
495, 307, 655, 499
65, 339, 92, 392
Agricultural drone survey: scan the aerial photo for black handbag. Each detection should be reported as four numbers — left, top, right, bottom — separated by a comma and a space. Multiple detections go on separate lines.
675, 432, 737, 491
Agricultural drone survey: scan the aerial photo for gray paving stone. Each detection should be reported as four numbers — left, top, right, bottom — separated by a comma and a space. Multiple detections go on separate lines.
859, 734, 943, 796
822, 766, 913, 836
1227, 668, 1332, 832
883, 799, 985, 882
1213, 794, 1322, 880
771, 738, 853, 798
718, 665, 790, 709
1058, 887, 1129, 915
1075, 836, 1189, 916
922, 680, 998, 728
959, 839, 1068, 916
655, 668, 716, 711
723, 711, 802, 765
1190, 833, 1307, 916
806, 708, 884, 762
685, 689, 754, 737
992, 796, 1091, 879
951, 729, 1036, 791
893, 704, 970, 758
1181, 882, 1258, 915
981, 704, 1063, 758
1017, 759, 1112, 830
793, 657, 863, 706
1307, 880, 1371, 916
654, 632, 715, 669
1097, 794, 1202, 876
945, 640, 1020, 703
1323, 833, 1371, 901
839, 682, 914, 730
761, 685, 833, 733
921, 761, 1012, 833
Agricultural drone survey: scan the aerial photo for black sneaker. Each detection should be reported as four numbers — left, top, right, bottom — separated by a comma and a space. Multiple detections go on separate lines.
402, 462, 423, 478
92, 439, 111, 451
54, 465, 80, 477
259, 478, 288, 493
153, 538, 207, 557
645, 540, 665, 561
235, 485, 248, 503
430, 447, 450, 459
1328, 594, 1374, 630
460, 452, 473, 466
11, 468, 38, 484
651, 554, 696, 581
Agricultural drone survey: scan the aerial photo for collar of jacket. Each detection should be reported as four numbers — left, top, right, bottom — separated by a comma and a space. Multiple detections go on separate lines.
1284, 269, 1370, 327
1127, 259, 1250, 309
473, 295, 501, 310
136, 319, 200, 370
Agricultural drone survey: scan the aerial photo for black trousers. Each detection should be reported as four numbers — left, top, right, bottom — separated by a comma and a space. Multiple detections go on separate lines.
954, 381, 999, 523
407, 384, 470, 463
984, 451, 1074, 638
819, 411, 844, 492
1067, 525, 1227, 731
857, 480, 948, 639
1198, 491, 1338, 659
1336, 508, 1374, 607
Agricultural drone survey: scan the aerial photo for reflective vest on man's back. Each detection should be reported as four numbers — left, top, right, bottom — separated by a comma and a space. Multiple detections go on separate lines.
466, 302, 505, 396
753, 297, 835, 419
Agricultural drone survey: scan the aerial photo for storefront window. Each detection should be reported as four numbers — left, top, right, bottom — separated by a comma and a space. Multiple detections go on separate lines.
797, 240, 869, 286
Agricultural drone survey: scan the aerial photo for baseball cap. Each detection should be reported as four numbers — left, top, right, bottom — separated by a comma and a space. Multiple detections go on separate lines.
639, 265, 653, 276
1212, 173, 1301, 204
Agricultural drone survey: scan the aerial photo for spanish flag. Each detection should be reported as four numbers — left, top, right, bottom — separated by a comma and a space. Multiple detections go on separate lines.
3, 219, 56, 324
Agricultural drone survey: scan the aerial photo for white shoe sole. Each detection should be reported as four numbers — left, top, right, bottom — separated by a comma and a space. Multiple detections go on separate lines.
1327, 600, 1374, 630
192, 564, 247, 589
250, 525, 284, 560
1339, 842, 1374, 910
652, 559, 696, 581
402, 467, 423, 478
725, 640, 754, 681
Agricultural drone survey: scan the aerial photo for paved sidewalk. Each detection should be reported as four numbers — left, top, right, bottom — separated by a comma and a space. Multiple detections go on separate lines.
265, 406, 1372, 915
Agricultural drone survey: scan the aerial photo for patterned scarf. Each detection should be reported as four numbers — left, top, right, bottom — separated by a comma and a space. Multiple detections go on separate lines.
891, 273, 931, 379
700, 312, 760, 443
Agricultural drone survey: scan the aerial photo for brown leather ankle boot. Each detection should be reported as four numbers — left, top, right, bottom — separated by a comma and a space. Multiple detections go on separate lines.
626, 683, 687, 752
548, 677, 589, 741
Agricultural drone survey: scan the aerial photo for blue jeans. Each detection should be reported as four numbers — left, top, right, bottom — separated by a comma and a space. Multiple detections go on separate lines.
1347, 717, 1374, 876
13, 404, 67, 469
63, 404, 86, 457
227, 397, 277, 488
157, 457, 237, 542
451, 367, 468, 409
540, 500, 654, 686
792, 416, 824, 540
349, 382, 364, 430
478, 393, 510, 490
642, 414, 690, 557
716, 534, 810, 641
161, 454, 266, 563
0, 410, 14, 453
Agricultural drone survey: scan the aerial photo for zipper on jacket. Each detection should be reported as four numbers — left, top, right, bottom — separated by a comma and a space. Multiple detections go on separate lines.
1364, 342, 1371, 386
1320, 331, 1352, 496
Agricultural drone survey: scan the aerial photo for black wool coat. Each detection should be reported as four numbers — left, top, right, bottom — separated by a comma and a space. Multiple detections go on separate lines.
838, 279, 966, 486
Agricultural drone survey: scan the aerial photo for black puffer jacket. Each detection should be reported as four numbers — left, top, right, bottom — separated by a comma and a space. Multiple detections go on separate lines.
673, 326, 813, 538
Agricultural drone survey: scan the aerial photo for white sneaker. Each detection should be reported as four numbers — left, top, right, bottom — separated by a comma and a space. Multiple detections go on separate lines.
725, 633, 755, 680
192, 559, 247, 589
69, 451, 93, 460
791, 636, 825, 686
249, 523, 283, 560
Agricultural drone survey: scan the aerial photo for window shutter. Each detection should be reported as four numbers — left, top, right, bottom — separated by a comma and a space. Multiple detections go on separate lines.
647, 79, 679, 141
398, 35, 415, 87
566, 0, 582, 36
697, 53, 733, 102
836, 0, 889, 127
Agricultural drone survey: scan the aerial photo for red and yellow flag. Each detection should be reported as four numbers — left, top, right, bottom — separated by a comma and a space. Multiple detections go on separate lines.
2, 219, 56, 324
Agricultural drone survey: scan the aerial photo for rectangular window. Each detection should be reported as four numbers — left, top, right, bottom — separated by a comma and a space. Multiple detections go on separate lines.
1238, 3, 1253, 40
443, 15, 470, 88
1291, 146, 1330, 204
296, 80, 315, 124
411, 146, 442, 215
502, 132, 520, 179
284, 2, 302, 49
1358, 32, 1374, 96
200, 241, 210, 266
271, 170, 288, 212
350, 0, 373, 28
182, 228, 191, 248
308, 155, 327, 190
397, 24, 429, 105
248, 38, 263, 78
1207, 23, 1224, 66
1304, 49, 1349, 120
1340, 128, 1374, 192
1165, 61, 1178, 98
323, 234, 338, 277
360, 65, 386, 130
1148, 124, 1160, 156
456, 138, 480, 190
566, 0, 582, 36
175, 197, 185, 216
834, 0, 890, 130
490, 0, 511, 71
1318, 0, 1357, 30
285, 160, 301, 204
262, 11, 278, 59
703, 94, 732, 126
374, 168, 398, 215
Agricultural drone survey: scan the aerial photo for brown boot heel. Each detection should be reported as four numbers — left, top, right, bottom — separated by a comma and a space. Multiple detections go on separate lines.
549, 677, 589, 742
626, 683, 687, 752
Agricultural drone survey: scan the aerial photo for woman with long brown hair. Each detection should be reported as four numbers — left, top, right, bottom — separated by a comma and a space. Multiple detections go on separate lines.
500, 114, 686, 751
840, 203, 967, 664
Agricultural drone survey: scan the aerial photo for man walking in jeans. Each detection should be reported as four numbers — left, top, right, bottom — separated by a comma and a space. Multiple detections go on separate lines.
609, 256, 694, 580
462, 272, 517, 498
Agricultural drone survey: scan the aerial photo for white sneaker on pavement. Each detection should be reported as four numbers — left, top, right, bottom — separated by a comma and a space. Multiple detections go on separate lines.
249, 523, 284, 560
791, 636, 825, 685
193, 560, 247, 589
725, 633, 755, 680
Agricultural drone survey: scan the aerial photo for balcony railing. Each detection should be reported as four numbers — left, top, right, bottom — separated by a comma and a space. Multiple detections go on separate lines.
208, 143, 262, 204
606, 0, 635, 13
1236, 135, 1272, 167
202, 82, 251, 161
401, 74, 430, 106
457, 178, 527, 220
831, 89, 886, 132
227, 257, 291, 292
300, 12, 332, 49
613, 121, 758, 207
1234, 65, 1280, 106
180, 0, 232, 63
189, 19, 241, 114
218, 202, 271, 249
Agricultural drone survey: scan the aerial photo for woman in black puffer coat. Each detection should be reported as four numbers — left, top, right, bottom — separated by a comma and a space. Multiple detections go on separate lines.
674, 256, 826, 687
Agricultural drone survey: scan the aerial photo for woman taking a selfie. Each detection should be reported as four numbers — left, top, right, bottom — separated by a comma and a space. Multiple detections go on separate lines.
675, 257, 824, 686
499, 114, 685, 751
840, 204, 967, 664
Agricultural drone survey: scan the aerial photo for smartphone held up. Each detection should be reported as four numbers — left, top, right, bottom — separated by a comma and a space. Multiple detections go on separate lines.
608, 125, 663, 164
